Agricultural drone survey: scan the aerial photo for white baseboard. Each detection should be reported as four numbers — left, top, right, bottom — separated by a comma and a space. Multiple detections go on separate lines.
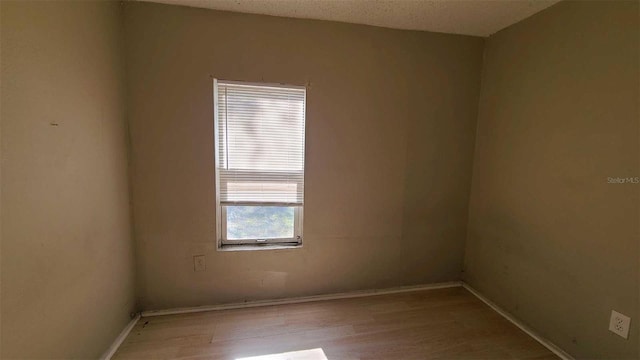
101, 314, 140, 360
462, 283, 574, 360
141, 281, 463, 317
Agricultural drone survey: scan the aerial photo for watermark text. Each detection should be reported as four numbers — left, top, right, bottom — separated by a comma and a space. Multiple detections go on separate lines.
607, 177, 639, 184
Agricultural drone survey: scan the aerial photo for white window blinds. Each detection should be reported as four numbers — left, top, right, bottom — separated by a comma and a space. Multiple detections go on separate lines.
215, 80, 306, 206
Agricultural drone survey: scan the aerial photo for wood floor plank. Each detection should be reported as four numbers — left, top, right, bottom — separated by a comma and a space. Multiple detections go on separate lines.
113, 288, 558, 360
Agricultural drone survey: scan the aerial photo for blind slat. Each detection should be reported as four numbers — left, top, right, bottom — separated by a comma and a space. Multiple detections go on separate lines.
216, 81, 306, 205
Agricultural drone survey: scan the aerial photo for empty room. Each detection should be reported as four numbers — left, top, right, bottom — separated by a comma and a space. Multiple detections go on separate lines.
1, 0, 638, 359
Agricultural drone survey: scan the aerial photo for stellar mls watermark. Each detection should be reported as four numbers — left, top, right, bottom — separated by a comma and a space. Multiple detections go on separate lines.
607, 177, 639, 184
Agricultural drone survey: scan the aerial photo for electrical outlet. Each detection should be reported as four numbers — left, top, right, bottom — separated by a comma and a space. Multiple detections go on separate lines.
609, 310, 631, 339
193, 255, 206, 272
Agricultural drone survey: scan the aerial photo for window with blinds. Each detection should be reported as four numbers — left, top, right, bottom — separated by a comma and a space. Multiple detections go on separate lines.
214, 80, 306, 246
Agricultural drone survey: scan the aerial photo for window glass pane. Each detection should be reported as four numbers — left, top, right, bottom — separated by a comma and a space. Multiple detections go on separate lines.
226, 206, 294, 240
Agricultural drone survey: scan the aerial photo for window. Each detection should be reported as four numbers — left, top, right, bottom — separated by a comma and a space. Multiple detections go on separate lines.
214, 80, 306, 247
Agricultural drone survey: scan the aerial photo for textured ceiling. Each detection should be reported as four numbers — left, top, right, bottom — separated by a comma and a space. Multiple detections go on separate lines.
140, 0, 560, 37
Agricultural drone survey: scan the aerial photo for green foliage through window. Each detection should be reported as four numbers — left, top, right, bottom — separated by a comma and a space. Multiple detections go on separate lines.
226, 206, 294, 240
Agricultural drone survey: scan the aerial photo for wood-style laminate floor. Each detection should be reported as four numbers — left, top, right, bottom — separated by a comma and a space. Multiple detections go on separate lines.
113, 287, 558, 360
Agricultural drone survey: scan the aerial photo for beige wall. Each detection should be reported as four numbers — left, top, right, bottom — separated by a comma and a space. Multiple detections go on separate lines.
124, 2, 484, 310
465, 1, 639, 359
1, 1, 136, 358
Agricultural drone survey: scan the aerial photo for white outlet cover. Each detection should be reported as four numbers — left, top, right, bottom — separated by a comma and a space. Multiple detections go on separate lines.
609, 310, 631, 339
194, 255, 206, 272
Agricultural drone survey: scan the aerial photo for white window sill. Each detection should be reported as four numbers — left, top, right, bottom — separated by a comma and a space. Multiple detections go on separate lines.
218, 243, 303, 252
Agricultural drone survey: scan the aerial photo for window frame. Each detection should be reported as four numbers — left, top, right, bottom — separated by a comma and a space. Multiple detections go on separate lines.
213, 79, 306, 249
